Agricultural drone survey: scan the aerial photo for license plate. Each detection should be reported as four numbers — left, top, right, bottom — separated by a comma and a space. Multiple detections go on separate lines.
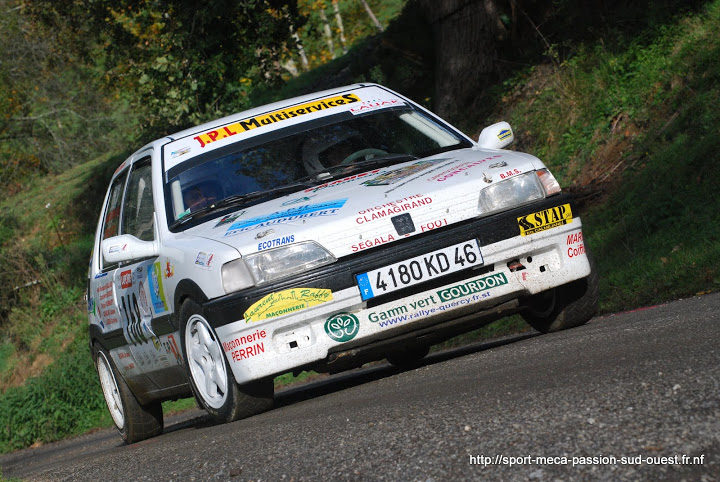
356, 240, 483, 300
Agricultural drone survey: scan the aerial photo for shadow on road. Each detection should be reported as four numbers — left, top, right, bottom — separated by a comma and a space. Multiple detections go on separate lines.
159, 331, 541, 434
275, 331, 539, 407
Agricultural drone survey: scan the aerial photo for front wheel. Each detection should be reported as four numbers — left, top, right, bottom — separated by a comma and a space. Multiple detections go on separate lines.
180, 299, 273, 423
94, 346, 163, 443
521, 252, 599, 333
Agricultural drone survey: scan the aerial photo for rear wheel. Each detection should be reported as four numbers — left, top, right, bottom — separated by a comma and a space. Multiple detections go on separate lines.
180, 299, 273, 423
521, 252, 599, 333
95, 346, 163, 443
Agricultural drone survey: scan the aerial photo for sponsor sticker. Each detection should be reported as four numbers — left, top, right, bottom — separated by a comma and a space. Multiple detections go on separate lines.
362, 161, 437, 186
517, 203, 573, 236
223, 329, 267, 362
436, 273, 508, 302
164, 259, 174, 278
349, 98, 404, 115
120, 270, 132, 289
244, 288, 333, 323
108, 244, 128, 254
258, 235, 295, 251
304, 169, 381, 193
171, 146, 191, 158
147, 262, 168, 314
428, 155, 502, 182
225, 199, 347, 237
195, 251, 215, 269
192, 93, 360, 148
566, 230, 585, 258
138, 281, 151, 316
281, 196, 315, 206
214, 211, 246, 228
356, 194, 432, 224
324, 313, 360, 342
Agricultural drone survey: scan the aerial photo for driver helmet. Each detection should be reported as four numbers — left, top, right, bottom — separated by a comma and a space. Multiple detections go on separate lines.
302, 128, 359, 174
182, 180, 220, 211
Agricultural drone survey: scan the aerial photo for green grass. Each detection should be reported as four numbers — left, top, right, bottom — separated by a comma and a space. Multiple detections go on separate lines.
0, 338, 108, 453
496, 0, 720, 311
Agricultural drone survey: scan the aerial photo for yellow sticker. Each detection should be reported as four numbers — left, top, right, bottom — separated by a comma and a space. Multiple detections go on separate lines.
193, 93, 361, 148
517, 203, 573, 236
244, 288, 333, 323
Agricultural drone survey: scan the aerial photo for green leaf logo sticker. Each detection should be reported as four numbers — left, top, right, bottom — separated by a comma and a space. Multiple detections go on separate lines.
324, 313, 360, 342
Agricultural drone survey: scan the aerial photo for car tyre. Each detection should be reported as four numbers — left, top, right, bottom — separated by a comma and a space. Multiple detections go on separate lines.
386, 344, 430, 368
521, 251, 599, 333
180, 299, 273, 424
94, 346, 163, 444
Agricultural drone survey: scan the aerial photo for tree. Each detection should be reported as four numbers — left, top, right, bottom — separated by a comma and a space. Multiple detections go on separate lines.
317, 2, 336, 59
415, 0, 507, 119
23, 0, 304, 133
0, 0, 135, 195
359, 0, 384, 32
332, 0, 348, 54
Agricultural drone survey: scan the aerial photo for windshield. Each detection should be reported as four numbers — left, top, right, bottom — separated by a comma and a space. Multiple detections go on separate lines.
165, 107, 471, 223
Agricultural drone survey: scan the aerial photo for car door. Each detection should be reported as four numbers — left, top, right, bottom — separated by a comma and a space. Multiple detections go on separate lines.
91, 162, 160, 395
113, 156, 187, 390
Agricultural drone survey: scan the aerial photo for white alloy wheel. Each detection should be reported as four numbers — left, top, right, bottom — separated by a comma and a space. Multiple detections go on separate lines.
97, 350, 125, 429
185, 314, 228, 409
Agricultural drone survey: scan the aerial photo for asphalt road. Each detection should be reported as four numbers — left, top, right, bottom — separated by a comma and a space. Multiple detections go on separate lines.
2, 292, 719, 481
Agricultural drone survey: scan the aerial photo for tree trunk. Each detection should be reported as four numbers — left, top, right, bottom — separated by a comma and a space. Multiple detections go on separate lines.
318, 6, 336, 59
290, 27, 309, 71
359, 0, 384, 32
332, 0, 348, 54
416, 0, 506, 119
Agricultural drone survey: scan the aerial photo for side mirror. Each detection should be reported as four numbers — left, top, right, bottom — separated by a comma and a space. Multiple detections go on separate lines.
102, 234, 158, 264
477, 121, 514, 149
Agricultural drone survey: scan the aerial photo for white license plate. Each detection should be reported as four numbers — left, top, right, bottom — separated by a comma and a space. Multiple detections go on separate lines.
356, 240, 483, 300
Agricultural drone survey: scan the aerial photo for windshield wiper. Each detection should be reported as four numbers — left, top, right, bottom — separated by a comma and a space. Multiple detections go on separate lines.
304, 153, 419, 182
169, 181, 313, 229
213, 182, 313, 209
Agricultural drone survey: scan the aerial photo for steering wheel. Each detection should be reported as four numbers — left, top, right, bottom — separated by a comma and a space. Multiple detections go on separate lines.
188, 195, 218, 211
341, 148, 388, 165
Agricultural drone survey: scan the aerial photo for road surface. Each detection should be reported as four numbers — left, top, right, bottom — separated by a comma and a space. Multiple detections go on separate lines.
2, 292, 719, 481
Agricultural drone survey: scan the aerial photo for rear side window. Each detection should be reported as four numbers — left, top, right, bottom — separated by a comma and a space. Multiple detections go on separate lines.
121, 159, 154, 242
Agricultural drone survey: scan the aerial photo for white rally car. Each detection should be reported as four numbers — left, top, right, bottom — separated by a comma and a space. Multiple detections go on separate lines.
89, 83, 597, 443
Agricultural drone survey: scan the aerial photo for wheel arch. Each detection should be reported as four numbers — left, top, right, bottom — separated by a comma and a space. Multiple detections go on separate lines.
172, 278, 210, 329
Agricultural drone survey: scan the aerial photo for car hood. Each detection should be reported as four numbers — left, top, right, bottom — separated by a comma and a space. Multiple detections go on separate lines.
183, 147, 545, 258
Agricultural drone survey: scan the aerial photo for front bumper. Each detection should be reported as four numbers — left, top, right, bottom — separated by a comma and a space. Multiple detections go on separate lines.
208, 194, 591, 384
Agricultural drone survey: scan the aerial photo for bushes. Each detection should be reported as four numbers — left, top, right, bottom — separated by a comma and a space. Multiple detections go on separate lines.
0, 337, 106, 453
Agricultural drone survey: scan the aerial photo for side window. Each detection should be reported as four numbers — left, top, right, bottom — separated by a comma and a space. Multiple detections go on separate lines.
122, 159, 155, 242
100, 170, 129, 268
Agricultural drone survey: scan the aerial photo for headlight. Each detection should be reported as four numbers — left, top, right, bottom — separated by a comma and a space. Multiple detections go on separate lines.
479, 172, 545, 214
244, 241, 336, 285
221, 259, 255, 294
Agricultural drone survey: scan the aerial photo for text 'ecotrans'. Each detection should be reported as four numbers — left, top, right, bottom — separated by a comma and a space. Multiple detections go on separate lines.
193, 93, 360, 148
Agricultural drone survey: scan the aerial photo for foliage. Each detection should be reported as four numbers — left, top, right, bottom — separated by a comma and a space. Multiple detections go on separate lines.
294, 0, 405, 69
0, 337, 107, 453
0, 0, 138, 199
23, 0, 305, 135
495, 0, 720, 311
